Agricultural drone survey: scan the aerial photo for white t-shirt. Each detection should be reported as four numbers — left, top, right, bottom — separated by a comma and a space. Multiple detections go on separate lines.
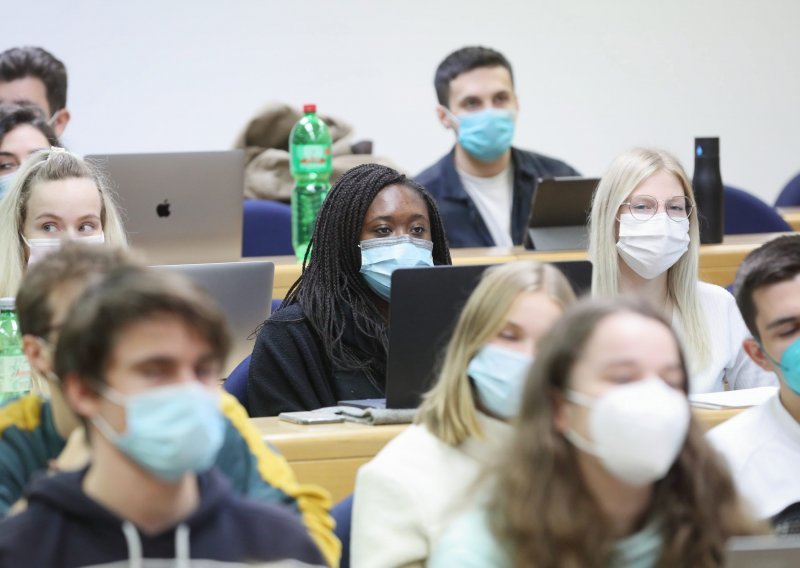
707, 393, 800, 519
673, 282, 777, 393
458, 166, 514, 247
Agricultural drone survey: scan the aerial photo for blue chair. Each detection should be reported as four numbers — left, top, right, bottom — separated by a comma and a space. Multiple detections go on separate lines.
775, 173, 800, 207
723, 185, 791, 234
223, 355, 251, 411
242, 199, 293, 257
332, 494, 354, 568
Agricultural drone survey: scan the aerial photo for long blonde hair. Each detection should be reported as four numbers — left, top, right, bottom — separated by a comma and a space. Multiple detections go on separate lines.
490, 298, 764, 568
416, 260, 576, 446
0, 148, 127, 297
588, 147, 709, 370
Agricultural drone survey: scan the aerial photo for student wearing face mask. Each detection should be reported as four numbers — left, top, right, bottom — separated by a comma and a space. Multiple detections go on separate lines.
0, 265, 325, 566
351, 261, 576, 568
430, 298, 765, 568
0, 147, 126, 297
0, 103, 59, 200
247, 164, 451, 416
588, 147, 774, 393
708, 235, 800, 532
416, 46, 579, 248
0, 244, 340, 565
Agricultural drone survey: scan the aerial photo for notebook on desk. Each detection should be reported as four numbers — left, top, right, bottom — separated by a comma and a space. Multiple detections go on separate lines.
339, 260, 593, 410
152, 261, 273, 376
85, 150, 245, 264
524, 176, 600, 251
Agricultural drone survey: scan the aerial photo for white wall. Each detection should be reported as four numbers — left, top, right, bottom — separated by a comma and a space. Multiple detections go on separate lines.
5, 0, 799, 202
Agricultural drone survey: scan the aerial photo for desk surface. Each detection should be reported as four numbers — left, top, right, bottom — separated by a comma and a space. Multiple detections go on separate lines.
253, 232, 788, 299
253, 407, 741, 501
779, 207, 800, 231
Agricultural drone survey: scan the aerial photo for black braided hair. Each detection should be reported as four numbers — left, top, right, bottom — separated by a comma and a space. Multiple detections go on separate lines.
284, 163, 451, 379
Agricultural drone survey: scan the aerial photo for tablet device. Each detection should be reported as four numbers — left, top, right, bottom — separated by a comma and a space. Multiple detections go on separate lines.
524, 176, 600, 251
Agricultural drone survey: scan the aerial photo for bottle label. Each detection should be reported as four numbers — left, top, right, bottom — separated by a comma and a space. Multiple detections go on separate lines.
0, 355, 31, 394
291, 144, 332, 174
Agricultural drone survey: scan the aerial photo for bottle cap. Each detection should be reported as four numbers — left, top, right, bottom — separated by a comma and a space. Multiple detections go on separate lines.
695, 137, 719, 159
303, 104, 317, 113
0, 297, 15, 310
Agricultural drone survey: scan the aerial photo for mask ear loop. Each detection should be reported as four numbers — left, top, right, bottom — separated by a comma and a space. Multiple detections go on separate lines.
562, 389, 599, 456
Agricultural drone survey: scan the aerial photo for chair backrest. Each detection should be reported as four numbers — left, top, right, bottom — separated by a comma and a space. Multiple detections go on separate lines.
775, 173, 800, 207
724, 186, 792, 234
242, 199, 293, 257
223, 355, 251, 411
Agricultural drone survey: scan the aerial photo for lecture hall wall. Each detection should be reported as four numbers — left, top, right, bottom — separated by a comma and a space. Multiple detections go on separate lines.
6, 0, 800, 204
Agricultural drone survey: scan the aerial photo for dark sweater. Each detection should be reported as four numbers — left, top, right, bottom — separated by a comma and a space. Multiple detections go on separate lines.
416, 146, 580, 247
247, 303, 385, 416
0, 468, 324, 567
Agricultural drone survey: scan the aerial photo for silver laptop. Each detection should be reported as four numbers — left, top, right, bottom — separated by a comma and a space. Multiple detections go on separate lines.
152, 261, 274, 376
726, 535, 800, 567
524, 177, 600, 251
86, 151, 245, 264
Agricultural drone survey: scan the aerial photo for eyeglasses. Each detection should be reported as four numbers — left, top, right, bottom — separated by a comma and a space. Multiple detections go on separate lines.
619, 195, 694, 222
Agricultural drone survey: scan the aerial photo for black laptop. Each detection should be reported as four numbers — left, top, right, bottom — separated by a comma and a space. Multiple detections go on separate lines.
339, 260, 592, 410
524, 176, 600, 251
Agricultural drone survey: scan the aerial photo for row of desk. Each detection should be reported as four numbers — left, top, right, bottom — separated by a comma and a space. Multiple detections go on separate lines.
254, 407, 744, 502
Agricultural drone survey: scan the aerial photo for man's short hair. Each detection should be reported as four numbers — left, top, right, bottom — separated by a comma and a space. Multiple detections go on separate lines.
54, 265, 231, 390
434, 46, 514, 107
0, 46, 67, 115
733, 234, 800, 339
16, 243, 141, 339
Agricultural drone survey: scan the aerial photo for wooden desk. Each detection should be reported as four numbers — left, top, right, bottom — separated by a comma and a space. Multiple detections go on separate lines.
252, 233, 787, 299
254, 407, 742, 501
779, 207, 800, 231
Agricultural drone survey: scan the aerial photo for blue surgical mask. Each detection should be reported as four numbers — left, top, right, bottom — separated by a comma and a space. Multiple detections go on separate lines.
91, 382, 225, 482
447, 108, 515, 162
0, 171, 14, 201
359, 235, 434, 300
468, 343, 533, 419
761, 337, 800, 395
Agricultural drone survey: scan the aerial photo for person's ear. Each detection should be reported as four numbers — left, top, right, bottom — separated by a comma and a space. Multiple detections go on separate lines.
62, 373, 100, 420
50, 108, 70, 138
22, 334, 50, 375
743, 338, 775, 373
436, 105, 456, 131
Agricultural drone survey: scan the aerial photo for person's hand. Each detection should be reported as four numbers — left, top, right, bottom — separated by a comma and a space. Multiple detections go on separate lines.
50, 426, 91, 472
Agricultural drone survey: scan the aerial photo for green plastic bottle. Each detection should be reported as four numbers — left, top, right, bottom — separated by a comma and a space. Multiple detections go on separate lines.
0, 298, 31, 405
290, 104, 332, 261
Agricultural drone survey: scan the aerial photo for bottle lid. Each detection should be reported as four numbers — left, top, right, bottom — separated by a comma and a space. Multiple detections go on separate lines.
303, 104, 317, 113
0, 297, 15, 310
695, 137, 719, 158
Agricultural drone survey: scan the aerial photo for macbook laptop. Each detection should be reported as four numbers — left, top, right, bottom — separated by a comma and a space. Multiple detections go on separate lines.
340, 260, 592, 409
86, 151, 245, 264
152, 261, 273, 376
725, 535, 800, 567
524, 176, 600, 251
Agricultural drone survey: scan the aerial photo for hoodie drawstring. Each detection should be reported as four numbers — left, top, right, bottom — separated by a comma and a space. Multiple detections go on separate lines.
175, 523, 191, 568
121, 521, 142, 568
121, 520, 191, 567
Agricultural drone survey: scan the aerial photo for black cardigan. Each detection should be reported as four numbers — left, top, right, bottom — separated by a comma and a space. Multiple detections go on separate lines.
247, 303, 385, 416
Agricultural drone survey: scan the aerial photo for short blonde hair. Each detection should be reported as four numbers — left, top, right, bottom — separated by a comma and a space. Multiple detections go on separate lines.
416, 260, 576, 446
0, 148, 127, 297
587, 147, 709, 370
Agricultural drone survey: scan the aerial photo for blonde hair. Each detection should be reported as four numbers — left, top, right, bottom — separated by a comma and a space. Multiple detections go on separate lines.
416, 260, 576, 446
0, 148, 127, 297
588, 147, 709, 370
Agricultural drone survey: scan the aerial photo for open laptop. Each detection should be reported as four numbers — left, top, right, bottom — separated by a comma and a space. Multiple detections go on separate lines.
524, 176, 600, 251
152, 261, 273, 376
340, 260, 592, 409
725, 535, 800, 567
86, 151, 245, 264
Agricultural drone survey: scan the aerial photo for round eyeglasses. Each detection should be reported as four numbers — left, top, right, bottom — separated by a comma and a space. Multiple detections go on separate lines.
619, 195, 694, 222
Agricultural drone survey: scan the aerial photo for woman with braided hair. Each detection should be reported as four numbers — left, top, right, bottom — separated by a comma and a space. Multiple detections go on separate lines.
247, 163, 451, 416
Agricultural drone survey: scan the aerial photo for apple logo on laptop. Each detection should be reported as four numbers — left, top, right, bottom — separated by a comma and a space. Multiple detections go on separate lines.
156, 199, 171, 218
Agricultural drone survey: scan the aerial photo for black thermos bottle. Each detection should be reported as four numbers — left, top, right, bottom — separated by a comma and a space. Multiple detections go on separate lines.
692, 137, 724, 244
